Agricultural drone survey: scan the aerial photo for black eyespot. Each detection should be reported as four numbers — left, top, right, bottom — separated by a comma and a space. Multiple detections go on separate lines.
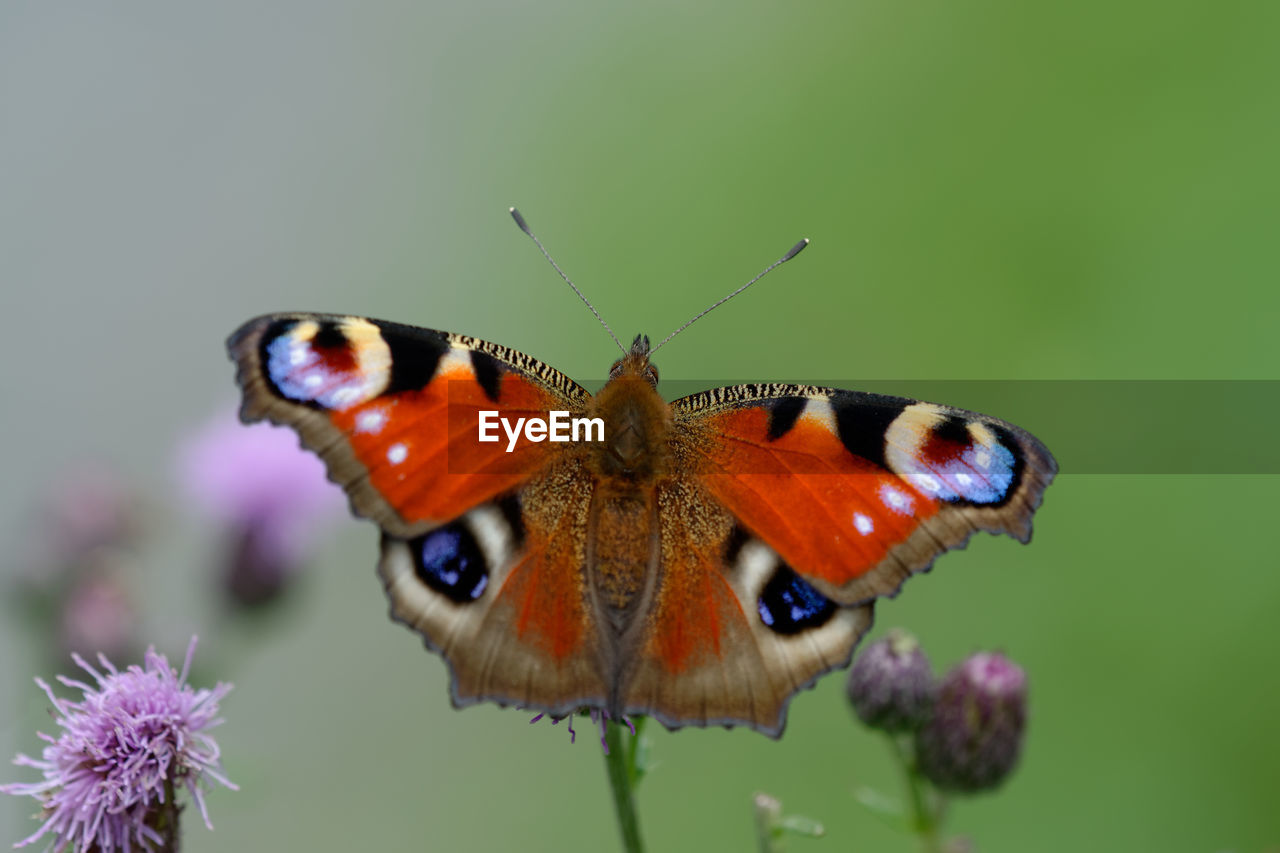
469, 350, 504, 402
410, 523, 488, 603
757, 566, 835, 635
833, 393, 909, 469
932, 414, 972, 445
375, 320, 448, 394
311, 321, 347, 350
767, 397, 806, 440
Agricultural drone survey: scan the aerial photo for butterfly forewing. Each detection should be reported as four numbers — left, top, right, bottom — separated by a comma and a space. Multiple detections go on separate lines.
671, 383, 1057, 606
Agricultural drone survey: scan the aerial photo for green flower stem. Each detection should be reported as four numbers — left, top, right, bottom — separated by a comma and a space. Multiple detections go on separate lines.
154, 775, 181, 853
604, 722, 644, 853
888, 735, 944, 853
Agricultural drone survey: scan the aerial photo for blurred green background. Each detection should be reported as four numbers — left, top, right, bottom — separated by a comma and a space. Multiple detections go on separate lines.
2, 1, 1277, 851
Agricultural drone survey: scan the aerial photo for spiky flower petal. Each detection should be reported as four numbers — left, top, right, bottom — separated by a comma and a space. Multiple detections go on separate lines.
2, 638, 236, 852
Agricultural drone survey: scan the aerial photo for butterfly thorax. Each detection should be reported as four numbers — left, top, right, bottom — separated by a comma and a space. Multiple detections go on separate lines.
591, 336, 668, 480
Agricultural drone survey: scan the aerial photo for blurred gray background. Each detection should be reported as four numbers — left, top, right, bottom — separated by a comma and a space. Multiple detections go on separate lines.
3, 2, 1277, 851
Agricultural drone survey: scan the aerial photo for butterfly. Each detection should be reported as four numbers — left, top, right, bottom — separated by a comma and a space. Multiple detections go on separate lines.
226, 210, 1056, 738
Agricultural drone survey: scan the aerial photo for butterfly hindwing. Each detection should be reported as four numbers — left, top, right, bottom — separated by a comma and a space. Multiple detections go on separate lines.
672, 383, 1058, 606
617, 475, 874, 736
377, 466, 611, 717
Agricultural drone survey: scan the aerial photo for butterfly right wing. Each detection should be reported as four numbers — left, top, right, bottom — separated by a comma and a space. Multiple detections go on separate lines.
617, 474, 875, 737
614, 381, 1054, 737
670, 382, 1057, 605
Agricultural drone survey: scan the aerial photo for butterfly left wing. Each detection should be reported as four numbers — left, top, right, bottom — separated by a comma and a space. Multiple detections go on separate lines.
228, 313, 613, 717
671, 383, 1057, 606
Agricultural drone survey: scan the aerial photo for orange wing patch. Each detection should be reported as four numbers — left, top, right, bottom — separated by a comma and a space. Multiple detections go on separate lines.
696, 406, 942, 588
333, 361, 566, 524
641, 480, 744, 674
495, 518, 587, 661
645, 550, 740, 673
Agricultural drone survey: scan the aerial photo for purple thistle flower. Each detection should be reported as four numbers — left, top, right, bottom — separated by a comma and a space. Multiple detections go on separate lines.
177, 408, 345, 605
915, 651, 1028, 793
2, 637, 237, 852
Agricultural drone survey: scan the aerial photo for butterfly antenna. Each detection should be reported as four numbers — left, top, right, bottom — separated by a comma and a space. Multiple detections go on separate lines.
649, 237, 809, 355
510, 207, 626, 354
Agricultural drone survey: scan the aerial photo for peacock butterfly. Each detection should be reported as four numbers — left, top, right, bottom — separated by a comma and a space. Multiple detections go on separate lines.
226, 210, 1056, 737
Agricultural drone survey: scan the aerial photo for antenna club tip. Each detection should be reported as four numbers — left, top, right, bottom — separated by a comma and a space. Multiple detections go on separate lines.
782, 238, 810, 263
509, 207, 533, 236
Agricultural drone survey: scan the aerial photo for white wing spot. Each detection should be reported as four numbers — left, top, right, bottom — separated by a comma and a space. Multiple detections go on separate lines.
331, 387, 360, 407
303, 373, 323, 388
387, 443, 408, 465
956, 471, 974, 487
853, 513, 874, 535
974, 448, 992, 469
879, 484, 914, 515
356, 409, 387, 434
912, 472, 942, 494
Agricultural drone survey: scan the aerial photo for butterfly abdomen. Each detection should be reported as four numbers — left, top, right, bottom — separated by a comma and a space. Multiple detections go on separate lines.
586, 490, 658, 627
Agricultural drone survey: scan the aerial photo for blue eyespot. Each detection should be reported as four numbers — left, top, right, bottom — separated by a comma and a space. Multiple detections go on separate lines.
412, 524, 488, 603
757, 567, 835, 635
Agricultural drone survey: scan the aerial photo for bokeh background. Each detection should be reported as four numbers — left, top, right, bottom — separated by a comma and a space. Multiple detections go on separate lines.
3, 2, 1277, 851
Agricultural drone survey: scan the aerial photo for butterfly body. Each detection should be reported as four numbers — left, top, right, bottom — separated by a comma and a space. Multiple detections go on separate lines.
228, 312, 1055, 736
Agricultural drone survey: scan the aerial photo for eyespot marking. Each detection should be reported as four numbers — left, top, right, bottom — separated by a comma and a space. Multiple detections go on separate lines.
757, 566, 835, 635
884, 404, 1022, 506
262, 318, 390, 410
410, 523, 489, 603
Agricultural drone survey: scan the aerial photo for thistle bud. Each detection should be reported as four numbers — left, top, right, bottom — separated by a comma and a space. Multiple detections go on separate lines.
846, 629, 935, 732
58, 556, 136, 661
916, 651, 1027, 793
177, 410, 345, 609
